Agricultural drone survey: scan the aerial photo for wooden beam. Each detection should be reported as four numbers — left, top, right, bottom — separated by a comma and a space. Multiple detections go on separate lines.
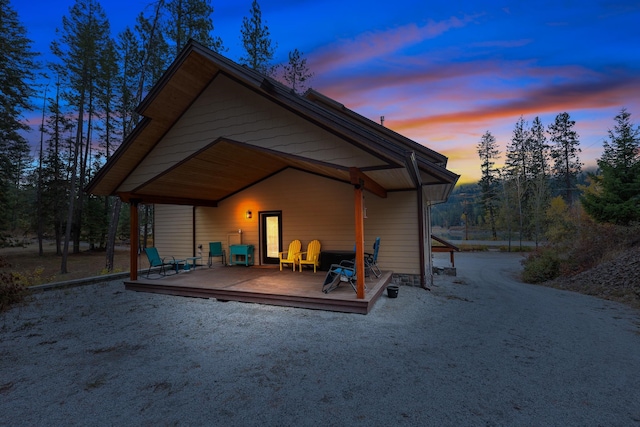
130, 200, 139, 281
354, 185, 366, 299
118, 192, 218, 207
349, 167, 387, 198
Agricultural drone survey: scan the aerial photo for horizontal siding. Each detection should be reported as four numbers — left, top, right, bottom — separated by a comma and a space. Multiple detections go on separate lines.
154, 205, 194, 259
362, 191, 420, 275
120, 75, 384, 191
196, 169, 421, 274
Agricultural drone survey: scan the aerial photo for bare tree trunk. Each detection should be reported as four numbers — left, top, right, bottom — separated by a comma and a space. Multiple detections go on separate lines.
143, 204, 150, 250
74, 88, 94, 254
61, 65, 86, 273
105, 197, 122, 271
61, 121, 82, 274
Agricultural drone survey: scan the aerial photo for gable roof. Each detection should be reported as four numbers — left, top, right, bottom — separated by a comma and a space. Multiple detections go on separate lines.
87, 40, 459, 205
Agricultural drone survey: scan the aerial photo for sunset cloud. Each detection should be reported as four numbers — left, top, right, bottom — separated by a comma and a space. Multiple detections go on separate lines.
309, 14, 480, 75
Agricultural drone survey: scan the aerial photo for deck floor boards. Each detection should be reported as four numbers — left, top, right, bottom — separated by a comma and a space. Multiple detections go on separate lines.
125, 264, 392, 314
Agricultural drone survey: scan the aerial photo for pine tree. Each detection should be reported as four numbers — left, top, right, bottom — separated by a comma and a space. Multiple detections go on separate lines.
103, 26, 143, 271
135, 9, 170, 101
0, 0, 37, 231
240, 0, 276, 75
548, 112, 581, 204
528, 116, 551, 245
581, 108, 640, 225
476, 131, 500, 239
281, 48, 313, 94
504, 116, 532, 243
116, 28, 142, 136
505, 116, 531, 180
51, 0, 111, 272
41, 76, 72, 255
165, 0, 223, 55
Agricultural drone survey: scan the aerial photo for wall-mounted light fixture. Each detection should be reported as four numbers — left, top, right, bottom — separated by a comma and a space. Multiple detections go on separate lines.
246, 210, 252, 219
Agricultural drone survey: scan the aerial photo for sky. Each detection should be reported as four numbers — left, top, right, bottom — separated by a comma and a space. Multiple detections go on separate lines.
13, 0, 640, 184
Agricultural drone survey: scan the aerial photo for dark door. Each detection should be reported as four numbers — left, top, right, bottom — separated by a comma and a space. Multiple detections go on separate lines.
260, 211, 282, 264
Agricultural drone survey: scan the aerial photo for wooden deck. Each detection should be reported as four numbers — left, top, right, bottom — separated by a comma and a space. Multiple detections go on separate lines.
125, 264, 393, 314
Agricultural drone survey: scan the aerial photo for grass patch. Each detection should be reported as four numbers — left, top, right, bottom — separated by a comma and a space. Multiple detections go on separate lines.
0, 242, 140, 286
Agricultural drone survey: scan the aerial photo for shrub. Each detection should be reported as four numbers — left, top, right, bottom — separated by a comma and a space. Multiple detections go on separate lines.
0, 256, 30, 311
521, 249, 561, 283
12, 266, 51, 287
524, 219, 640, 284
0, 272, 30, 312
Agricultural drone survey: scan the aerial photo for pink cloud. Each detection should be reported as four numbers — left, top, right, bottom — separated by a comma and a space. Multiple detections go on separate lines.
309, 14, 480, 75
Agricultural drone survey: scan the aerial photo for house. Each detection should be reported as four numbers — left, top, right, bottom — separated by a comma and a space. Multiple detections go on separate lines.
87, 40, 459, 298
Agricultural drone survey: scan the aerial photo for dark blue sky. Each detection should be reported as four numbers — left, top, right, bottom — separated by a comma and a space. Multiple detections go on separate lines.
15, 0, 640, 182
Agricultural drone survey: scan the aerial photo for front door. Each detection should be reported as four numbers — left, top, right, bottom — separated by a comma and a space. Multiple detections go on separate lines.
260, 211, 282, 264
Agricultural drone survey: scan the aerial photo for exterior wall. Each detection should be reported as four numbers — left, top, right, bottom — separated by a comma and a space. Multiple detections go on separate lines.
363, 188, 420, 275
191, 168, 421, 275
154, 204, 193, 259
120, 74, 385, 191
196, 168, 354, 263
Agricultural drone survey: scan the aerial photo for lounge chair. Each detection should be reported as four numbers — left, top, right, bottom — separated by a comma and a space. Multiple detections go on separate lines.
322, 260, 357, 293
144, 247, 181, 278
279, 239, 301, 271
364, 237, 381, 278
298, 239, 321, 273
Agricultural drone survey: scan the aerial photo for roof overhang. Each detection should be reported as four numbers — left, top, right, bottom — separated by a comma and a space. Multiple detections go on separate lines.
87, 40, 459, 206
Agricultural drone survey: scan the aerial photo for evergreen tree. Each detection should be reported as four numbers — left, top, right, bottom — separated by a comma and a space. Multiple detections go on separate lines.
51, 0, 111, 272
504, 116, 532, 243
116, 27, 142, 136
505, 116, 531, 180
240, 0, 276, 75
581, 108, 640, 225
528, 116, 551, 245
165, 0, 223, 55
88, 37, 121, 250
96, 38, 120, 161
281, 48, 313, 94
0, 0, 37, 231
135, 8, 170, 101
476, 131, 500, 239
103, 26, 143, 270
548, 112, 581, 204
41, 77, 72, 255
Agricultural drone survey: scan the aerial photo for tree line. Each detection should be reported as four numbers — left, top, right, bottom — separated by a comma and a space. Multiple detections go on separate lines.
434, 109, 640, 247
0, 0, 313, 273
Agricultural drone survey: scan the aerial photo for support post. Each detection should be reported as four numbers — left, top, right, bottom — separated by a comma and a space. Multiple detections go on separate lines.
129, 200, 139, 281
354, 185, 366, 299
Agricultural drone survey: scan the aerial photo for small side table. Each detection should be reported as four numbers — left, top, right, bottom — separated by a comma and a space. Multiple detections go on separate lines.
229, 244, 254, 266
170, 259, 185, 274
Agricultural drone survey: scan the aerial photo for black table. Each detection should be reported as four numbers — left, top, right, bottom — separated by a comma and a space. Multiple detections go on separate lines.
319, 250, 355, 271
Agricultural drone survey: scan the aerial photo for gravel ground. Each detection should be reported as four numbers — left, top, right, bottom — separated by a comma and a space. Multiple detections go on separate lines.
2, 252, 640, 426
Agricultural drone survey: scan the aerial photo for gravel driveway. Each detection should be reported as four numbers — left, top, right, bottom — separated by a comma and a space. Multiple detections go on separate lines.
2, 252, 639, 426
